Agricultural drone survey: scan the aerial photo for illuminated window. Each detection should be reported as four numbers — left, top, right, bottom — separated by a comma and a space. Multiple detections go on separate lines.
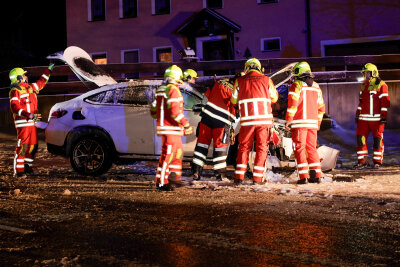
92, 53, 107, 64
258, 0, 279, 4
152, 0, 170, 15
89, 0, 105, 21
155, 47, 172, 62
205, 0, 223, 9
121, 0, 137, 18
261, 37, 281, 52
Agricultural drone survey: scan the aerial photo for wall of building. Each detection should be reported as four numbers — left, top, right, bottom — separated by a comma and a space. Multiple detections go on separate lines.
65, 0, 309, 62
66, 0, 400, 64
310, 0, 400, 57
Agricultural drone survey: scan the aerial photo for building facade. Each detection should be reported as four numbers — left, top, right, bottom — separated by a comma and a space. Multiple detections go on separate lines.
66, 0, 400, 69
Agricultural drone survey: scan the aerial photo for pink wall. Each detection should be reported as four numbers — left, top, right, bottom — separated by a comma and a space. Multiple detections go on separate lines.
310, 0, 400, 56
66, 0, 400, 63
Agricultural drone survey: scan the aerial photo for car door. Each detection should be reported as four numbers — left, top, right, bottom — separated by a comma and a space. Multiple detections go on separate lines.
92, 85, 155, 155
115, 85, 156, 155
153, 87, 203, 157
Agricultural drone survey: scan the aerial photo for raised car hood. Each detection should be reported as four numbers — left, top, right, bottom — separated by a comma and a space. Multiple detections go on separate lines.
47, 46, 117, 89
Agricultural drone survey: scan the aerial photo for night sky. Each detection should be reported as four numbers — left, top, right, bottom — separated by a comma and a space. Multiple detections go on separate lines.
0, 0, 66, 73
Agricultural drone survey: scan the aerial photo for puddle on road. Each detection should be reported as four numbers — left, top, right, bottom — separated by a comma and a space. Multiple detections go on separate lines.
82, 204, 400, 266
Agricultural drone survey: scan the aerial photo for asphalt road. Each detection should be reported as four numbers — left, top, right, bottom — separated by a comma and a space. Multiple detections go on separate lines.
1, 129, 400, 266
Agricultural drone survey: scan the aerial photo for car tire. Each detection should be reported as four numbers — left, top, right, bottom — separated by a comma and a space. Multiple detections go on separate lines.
69, 134, 113, 176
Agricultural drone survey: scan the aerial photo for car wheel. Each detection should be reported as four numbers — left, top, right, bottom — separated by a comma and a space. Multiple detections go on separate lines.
70, 136, 113, 176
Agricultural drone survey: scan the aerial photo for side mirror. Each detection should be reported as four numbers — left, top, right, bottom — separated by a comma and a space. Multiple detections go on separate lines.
192, 104, 204, 112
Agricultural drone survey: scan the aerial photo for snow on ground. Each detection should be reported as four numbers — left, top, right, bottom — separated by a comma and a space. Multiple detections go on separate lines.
1, 123, 400, 202
95, 123, 400, 202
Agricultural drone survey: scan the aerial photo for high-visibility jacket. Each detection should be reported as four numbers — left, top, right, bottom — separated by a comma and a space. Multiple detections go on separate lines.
202, 79, 236, 128
285, 80, 325, 129
356, 78, 390, 122
9, 69, 51, 128
231, 70, 278, 126
150, 82, 189, 136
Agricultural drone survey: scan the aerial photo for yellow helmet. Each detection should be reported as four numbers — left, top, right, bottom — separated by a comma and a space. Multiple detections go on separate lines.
244, 58, 262, 74
292, 61, 314, 78
183, 69, 198, 81
9, 67, 27, 83
164, 65, 183, 81
361, 63, 379, 78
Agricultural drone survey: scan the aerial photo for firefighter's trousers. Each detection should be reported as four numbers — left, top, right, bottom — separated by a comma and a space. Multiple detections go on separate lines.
155, 135, 183, 185
291, 128, 321, 180
14, 125, 38, 175
235, 125, 270, 183
192, 122, 228, 173
356, 120, 385, 165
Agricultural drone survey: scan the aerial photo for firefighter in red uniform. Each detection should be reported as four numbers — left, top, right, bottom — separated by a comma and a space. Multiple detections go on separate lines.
285, 62, 325, 184
9, 65, 53, 178
150, 65, 193, 191
231, 58, 278, 185
355, 63, 390, 169
192, 78, 236, 181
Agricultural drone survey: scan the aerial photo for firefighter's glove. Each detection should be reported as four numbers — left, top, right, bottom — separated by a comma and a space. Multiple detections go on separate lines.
48, 63, 55, 72
184, 125, 193, 135
380, 118, 387, 125
28, 113, 42, 122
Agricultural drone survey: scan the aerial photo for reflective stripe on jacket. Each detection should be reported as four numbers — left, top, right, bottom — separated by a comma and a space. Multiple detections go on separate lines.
150, 82, 189, 136
285, 80, 325, 129
231, 70, 277, 127
356, 78, 390, 122
9, 69, 50, 128
202, 79, 236, 128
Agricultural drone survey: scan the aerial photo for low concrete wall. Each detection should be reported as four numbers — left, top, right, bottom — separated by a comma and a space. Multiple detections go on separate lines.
320, 81, 400, 130
1, 81, 399, 130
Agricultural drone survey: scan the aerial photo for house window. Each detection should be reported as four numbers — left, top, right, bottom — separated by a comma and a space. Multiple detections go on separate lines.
154, 47, 172, 62
92, 53, 107, 64
257, 0, 279, 4
261, 37, 281, 52
120, 0, 138, 18
122, 49, 140, 79
205, 0, 223, 9
152, 0, 170, 15
89, 0, 106, 21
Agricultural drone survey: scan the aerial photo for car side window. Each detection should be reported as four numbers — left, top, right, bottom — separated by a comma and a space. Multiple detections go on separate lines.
103, 90, 116, 104
86, 92, 106, 103
116, 85, 153, 105
85, 89, 116, 104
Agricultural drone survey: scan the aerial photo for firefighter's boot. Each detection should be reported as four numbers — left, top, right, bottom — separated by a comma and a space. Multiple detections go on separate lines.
214, 169, 227, 181
193, 165, 203, 181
